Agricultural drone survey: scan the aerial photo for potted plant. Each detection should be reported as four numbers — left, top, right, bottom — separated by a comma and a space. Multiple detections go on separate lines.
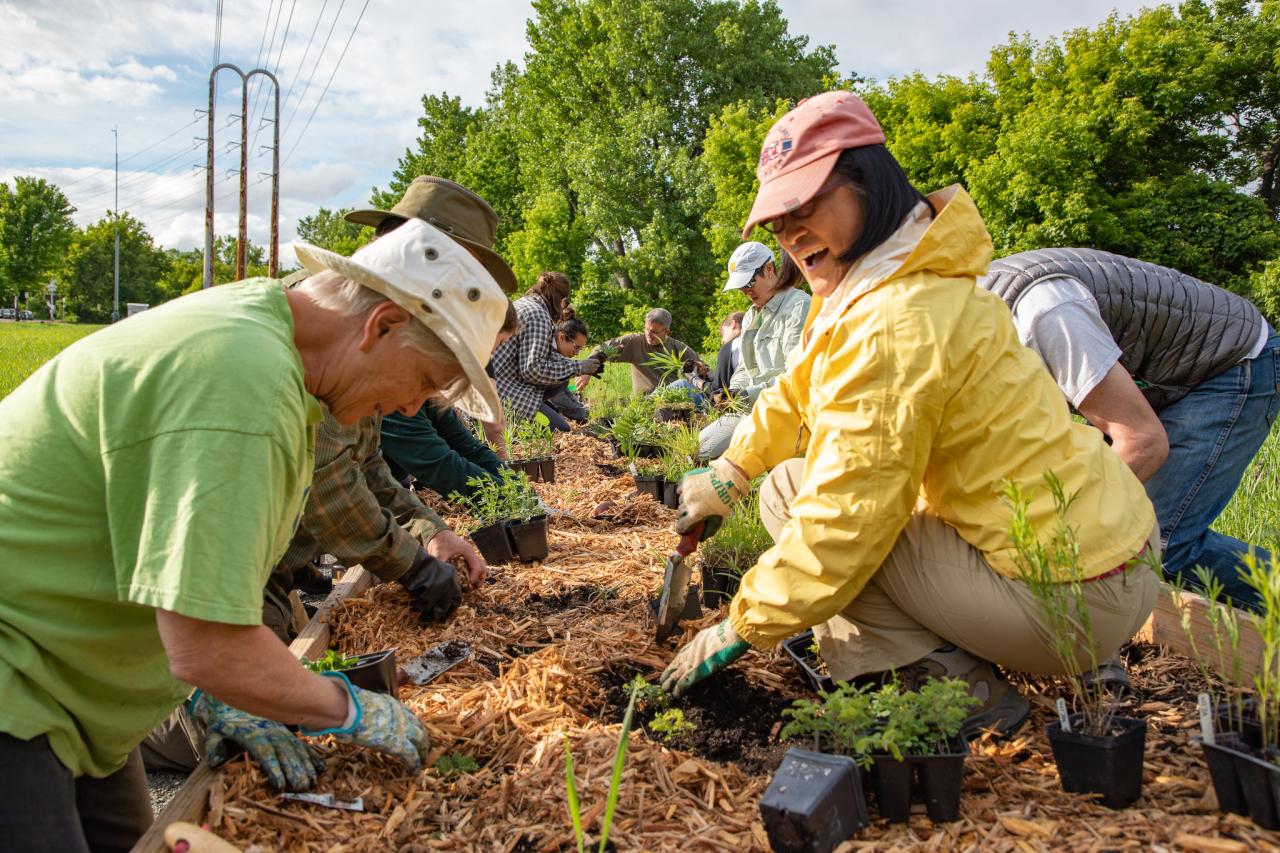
502, 422, 539, 480
1006, 473, 1154, 810
659, 451, 689, 509
520, 418, 557, 482
649, 382, 695, 424
631, 457, 665, 501
699, 490, 772, 608
608, 404, 660, 459
779, 677, 979, 823
303, 648, 398, 695
450, 470, 547, 564
1174, 558, 1280, 827
781, 629, 837, 694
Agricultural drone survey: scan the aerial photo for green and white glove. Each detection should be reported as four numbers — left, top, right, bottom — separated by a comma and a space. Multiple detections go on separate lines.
302, 673, 432, 772
188, 691, 326, 791
660, 619, 751, 698
675, 458, 749, 539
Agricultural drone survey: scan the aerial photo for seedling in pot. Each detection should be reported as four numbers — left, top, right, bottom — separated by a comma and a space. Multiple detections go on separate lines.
302, 649, 360, 673
1005, 473, 1157, 809
644, 347, 695, 386
701, 490, 772, 607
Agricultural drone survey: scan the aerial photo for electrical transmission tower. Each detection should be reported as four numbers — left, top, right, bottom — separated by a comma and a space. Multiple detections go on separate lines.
202, 64, 281, 289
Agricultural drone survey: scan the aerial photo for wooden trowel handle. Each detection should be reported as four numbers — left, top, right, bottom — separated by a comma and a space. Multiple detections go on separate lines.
675, 522, 705, 558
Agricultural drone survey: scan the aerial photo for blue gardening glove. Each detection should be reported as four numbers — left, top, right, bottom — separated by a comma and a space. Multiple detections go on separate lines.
189, 691, 326, 791
302, 673, 431, 772
660, 619, 751, 698
675, 458, 749, 539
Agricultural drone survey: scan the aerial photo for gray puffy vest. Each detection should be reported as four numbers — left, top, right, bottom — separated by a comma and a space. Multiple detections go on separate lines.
981, 248, 1265, 411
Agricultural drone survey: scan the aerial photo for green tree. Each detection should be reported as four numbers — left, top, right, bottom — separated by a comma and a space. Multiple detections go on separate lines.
295, 207, 370, 256
61, 213, 168, 322
0, 176, 77, 303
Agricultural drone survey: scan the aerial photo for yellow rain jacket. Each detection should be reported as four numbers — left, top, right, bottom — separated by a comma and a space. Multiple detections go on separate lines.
723, 186, 1155, 650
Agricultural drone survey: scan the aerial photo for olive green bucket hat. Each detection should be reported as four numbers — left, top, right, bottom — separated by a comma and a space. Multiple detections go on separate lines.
345, 175, 517, 293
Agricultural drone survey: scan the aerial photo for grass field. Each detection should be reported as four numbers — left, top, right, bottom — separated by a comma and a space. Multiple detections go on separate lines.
0, 323, 103, 399
3, 322, 1276, 553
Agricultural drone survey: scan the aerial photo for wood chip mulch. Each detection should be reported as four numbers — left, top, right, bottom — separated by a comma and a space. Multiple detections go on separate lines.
198, 433, 1280, 852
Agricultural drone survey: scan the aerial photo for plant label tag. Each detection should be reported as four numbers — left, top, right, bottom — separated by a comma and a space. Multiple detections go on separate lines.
1198, 692, 1215, 745
628, 461, 638, 477
1056, 698, 1071, 732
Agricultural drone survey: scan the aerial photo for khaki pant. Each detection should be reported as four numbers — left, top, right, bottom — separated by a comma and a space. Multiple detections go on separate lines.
759, 458, 1161, 680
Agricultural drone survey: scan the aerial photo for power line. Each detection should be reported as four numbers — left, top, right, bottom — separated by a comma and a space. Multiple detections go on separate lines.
249, 0, 299, 154
280, 0, 346, 143
51, 118, 202, 191
212, 0, 224, 67
283, 0, 369, 165
279, 0, 330, 114
72, 143, 203, 206
248, 0, 287, 134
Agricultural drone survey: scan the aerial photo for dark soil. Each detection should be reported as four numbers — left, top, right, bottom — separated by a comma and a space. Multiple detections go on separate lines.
595, 463, 628, 477
483, 585, 623, 619
594, 664, 791, 776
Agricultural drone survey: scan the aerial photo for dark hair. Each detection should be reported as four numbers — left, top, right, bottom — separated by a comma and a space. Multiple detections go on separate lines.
556, 316, 588, 340
830, 145, 931, 265
775, 251, 801, 291
527, 271, 573, 322
501, 299, 520, 335
374, 216, 406, 238
722, 311, 745, 327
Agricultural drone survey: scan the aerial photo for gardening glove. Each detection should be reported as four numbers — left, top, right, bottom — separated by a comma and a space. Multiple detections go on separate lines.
675, 458, 750, 539
660, 619, 750, 698
189, 691, 326, 791
398, 548, 462, 623
578, 354, 604, 376
302, 673, 431, 772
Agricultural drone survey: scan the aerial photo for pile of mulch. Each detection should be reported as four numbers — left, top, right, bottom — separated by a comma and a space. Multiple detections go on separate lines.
193, 433, 1280, 851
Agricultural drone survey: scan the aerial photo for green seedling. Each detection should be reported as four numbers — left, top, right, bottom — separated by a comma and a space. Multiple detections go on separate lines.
644, 347, 692, 383
780, 676, 977, 767
449, 468, 542, 531
434, 752, 479, 779
701, 489, 772, 574
1004, 472, 1159, 736
1238, 551, 1280, 754
649, 709, 697, 744
564, 679, 640, 852
626, 675, 669, 711
302, 649, 360, 673
1170, 567, 1248, 738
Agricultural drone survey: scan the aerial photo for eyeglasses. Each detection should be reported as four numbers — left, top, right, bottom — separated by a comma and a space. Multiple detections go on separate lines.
761, 174, 847, 234
561, 334, 586, 354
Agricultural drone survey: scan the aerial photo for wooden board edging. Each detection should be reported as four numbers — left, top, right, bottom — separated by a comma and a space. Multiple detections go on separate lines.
131, 566, 376, 853
1136, 583, 1265, 686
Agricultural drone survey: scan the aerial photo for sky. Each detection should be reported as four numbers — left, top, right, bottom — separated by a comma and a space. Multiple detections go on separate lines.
0, 0, 1157, 255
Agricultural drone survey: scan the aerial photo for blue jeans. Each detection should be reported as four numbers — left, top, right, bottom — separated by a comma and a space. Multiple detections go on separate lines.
1146, 332, 1280, 610
665, 379, 709, 412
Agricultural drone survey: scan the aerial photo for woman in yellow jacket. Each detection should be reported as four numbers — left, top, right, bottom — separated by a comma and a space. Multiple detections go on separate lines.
662, 92, 1160, 734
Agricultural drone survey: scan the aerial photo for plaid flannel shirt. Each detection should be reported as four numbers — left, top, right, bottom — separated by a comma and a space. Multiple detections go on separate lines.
490, 295, 585, 421
272, 409, 445, 587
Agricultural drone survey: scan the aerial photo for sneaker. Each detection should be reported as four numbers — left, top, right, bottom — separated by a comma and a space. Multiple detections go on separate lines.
901, 644, 1031, 738
1080, 656, 1133, 696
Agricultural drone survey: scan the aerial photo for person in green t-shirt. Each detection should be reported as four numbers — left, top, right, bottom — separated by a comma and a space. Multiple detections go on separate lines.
0, 219, 509, 848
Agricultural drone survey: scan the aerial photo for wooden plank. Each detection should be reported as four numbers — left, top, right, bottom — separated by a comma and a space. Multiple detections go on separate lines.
131, 566, 376, 853
1136, 584, 1265, 686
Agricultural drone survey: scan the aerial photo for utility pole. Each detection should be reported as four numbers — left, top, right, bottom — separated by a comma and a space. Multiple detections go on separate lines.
202, 64, 281, 289
112, 126, 120, 323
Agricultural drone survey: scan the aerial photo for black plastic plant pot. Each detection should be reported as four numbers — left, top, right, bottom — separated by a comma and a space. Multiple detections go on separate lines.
701, 563, 741, 608
1045, 715, 1146, 809
1231, 744, 1280, 829
781, 630, 836, 693
470, 521, 516, 564
338, 649, 398, 695
760, 747, 868, 853
1216, 700, 1263, 749
508, 515, 549, 563
538, 457, 556, 483
607, 438, 621, 458
662, 480, 681, 509
633, 474, 664, 501
866, 741, 968, 824
1199, 734, 1249, 817
517, 458, 544, 482
635, 442, 664, 459
655, 406, 691, 424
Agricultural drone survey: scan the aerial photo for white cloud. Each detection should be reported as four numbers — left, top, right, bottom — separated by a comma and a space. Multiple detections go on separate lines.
1, 0, 1156, 253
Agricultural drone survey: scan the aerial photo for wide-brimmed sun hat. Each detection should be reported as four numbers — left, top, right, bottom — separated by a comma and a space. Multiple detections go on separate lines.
742, 91, 885, 239
293, 218, 506, 421
345, 175, 517, 294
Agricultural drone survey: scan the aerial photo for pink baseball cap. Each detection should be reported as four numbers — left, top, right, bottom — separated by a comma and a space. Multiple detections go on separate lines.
742, 91, 886, 238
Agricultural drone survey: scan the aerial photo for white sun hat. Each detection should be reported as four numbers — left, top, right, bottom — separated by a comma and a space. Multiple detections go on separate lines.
723, 241, 776, 292
293, 217, 507, 422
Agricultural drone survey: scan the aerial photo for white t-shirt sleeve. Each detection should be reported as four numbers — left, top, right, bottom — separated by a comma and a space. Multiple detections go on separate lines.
1007, 276, 1122, 408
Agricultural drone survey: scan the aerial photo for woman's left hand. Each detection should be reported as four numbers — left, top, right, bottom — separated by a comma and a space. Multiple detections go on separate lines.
660, 619, 750, 697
